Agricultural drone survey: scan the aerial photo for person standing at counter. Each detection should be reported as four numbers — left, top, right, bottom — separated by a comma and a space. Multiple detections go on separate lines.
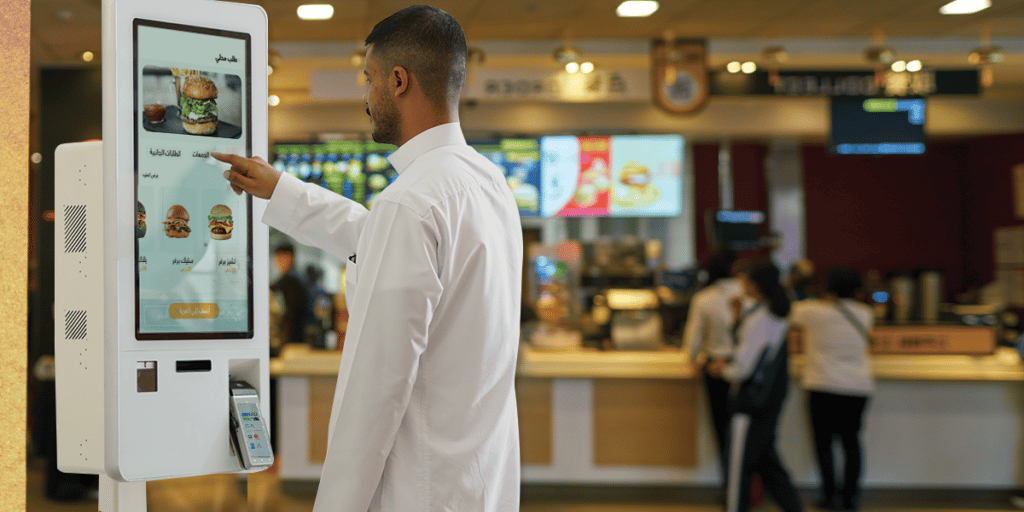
790, 267, 874, 511
213, 6, 524, 511
707, 260, 803, 512
683, 249, 741, 465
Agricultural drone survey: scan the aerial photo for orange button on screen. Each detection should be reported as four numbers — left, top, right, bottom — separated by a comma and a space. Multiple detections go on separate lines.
168, 303, 220, 319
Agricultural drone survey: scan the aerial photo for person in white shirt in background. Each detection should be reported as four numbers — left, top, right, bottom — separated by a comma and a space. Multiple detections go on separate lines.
682, 249, 742, 468
790, 267, 873, 511
213, 6, 523, 511
707, 259, 803, 512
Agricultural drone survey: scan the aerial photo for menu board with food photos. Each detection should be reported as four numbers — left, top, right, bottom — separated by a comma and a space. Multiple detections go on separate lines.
274, 133, 683, 218
541, 134, 683, 217
470, 139, 542, 217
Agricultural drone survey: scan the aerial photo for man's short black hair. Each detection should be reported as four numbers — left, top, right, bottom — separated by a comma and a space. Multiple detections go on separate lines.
706, 249, 737, 284
275, 243, 295, 255
365, 5, 467, 109
824, 266, 862, 299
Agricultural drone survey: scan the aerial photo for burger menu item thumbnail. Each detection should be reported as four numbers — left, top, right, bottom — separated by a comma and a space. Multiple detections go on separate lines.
141, 65, 242, 139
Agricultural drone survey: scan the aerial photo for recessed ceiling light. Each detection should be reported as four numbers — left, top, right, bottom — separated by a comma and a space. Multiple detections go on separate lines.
297, 4, 334, 20
891, 60, 906, 72
741, 61, 757, 74
939, 0, 990, 15
726, 61, 742, 73
565, 62, 580, 74
906, 60, 922, 72
616, 1, 659, 17
580, 62, 595, 73
81, 51, 94, 62
268, 95, 280, 106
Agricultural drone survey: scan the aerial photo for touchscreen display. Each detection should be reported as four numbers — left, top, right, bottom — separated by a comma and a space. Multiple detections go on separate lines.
134, 20, 253, 339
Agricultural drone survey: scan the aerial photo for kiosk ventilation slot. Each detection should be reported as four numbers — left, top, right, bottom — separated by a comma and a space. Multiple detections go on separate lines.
64, 205, 87, 253
65, 310, 87, 340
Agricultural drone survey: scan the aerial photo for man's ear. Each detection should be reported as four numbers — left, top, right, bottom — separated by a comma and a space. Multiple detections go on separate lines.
392, 66, 409, 96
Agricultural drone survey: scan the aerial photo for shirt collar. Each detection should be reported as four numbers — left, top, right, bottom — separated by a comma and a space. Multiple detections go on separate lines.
387, 122, 466, 174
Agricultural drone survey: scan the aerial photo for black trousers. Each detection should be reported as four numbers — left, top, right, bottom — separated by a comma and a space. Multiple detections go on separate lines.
703, 371, 732, 463
808, 390, 869, 507
725, 409, 804, 512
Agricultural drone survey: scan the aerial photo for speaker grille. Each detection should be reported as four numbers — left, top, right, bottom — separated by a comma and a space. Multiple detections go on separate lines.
64, 205, 87, 253
65, 310, 87, 340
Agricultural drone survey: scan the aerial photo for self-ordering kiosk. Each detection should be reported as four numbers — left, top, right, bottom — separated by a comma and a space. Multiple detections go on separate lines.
54, 0, 269, 509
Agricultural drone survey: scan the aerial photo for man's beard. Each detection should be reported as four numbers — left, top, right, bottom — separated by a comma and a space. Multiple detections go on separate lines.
368, 94, 400, 146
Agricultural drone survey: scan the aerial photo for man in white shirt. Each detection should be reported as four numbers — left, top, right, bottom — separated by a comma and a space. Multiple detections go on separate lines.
682, 250, 741, 464
213, 6, 523, 511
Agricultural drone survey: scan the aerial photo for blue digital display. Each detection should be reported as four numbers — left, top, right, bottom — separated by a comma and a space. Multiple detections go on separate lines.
830, 96, 927, 155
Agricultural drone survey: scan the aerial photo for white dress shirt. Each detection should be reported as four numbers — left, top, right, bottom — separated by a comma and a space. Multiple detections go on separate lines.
263, 122, 523, 512
682, 278, 744, 361
791, 299, 874, 395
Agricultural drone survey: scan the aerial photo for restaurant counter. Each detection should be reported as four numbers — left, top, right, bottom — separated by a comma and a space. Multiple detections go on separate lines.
271, 340, 1024, 488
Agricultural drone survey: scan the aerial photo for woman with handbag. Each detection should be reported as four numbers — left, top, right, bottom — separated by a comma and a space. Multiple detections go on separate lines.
707, 259, 804, 512
790, 267, 874, 511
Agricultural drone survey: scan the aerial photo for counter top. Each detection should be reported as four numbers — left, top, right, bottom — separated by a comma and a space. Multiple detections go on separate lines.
270, 344, 1024, 382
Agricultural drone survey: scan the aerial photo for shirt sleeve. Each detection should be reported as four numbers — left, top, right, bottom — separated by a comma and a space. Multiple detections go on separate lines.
681, 294, 708, 361
312, 198, 443, 512
262, 172, 370, 261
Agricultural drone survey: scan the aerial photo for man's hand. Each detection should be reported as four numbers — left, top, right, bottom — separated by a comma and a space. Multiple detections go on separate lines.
211, 152, 281, 199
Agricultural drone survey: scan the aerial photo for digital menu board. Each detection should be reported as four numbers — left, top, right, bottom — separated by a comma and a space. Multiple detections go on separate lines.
541, 135, 683, 217
134, 20, 253, 339
470, 139, 542, 217
830, 96, 926, 155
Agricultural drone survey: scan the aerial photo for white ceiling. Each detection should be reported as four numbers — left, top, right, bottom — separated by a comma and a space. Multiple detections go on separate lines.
30, 0, 1024, 101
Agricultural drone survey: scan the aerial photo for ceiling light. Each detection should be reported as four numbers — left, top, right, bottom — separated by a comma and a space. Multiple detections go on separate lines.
267, 65, 274, 75
939, 0, 990, 14
741, 61, 757, 74
616, 1, 659, 17
891, 60, 906, 72
565, 62, 580, 74
580, 62, 594, 73
906, 60, 922, 72
726, 61, 742, 73
81, 51, 94, 62
268, 95, 280, 107
297, 4, 334, 20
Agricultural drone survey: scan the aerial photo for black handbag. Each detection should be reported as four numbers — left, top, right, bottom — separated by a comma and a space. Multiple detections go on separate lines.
731, 305, 789, 413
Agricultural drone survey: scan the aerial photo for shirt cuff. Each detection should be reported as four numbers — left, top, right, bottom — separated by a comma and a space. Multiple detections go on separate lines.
262, 172, 304, 233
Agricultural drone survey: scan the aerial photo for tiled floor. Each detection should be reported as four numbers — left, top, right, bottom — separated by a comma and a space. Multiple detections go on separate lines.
25, 456, 1024, 512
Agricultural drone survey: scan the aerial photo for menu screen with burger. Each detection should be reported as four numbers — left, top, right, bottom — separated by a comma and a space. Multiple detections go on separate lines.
133, 20, 253, 339
540, 135, 683, 217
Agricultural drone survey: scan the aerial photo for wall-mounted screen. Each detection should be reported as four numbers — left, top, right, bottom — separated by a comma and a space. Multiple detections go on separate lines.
540, 134, 683, 217
470, 139, 542, 217
134, 20, 253, 340
830, 96, 926, 155
711, 210, 766, 250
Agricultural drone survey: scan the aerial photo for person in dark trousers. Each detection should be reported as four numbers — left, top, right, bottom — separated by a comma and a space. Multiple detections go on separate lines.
270, 243, 309, 352
682, 249, 741, 469
708, 259, 803, 512
791, 267, 874, 511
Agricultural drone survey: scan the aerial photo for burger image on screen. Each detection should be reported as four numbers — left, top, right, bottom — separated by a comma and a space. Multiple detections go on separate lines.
163, 205, 191, 238
179, 75, 218, 135
619, 162, 651, 193
136, 201, 146, 238
208, 204, 233, 240
614, 161, 659, 208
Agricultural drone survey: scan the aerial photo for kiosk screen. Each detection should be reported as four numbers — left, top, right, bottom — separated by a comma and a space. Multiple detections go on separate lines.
134, 20, 253, 339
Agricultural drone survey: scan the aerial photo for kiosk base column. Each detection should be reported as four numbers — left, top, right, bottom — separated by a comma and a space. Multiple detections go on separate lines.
99, 475, 146, 512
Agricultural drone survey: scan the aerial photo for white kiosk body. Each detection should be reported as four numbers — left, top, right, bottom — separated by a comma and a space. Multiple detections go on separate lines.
55, 0, 270, 486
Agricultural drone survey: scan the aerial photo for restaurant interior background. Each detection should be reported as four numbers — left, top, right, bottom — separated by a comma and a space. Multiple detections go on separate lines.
24, 0, 1024, 510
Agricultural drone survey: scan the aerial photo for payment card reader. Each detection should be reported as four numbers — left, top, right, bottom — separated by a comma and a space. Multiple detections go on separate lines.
229, 381, 273, 470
